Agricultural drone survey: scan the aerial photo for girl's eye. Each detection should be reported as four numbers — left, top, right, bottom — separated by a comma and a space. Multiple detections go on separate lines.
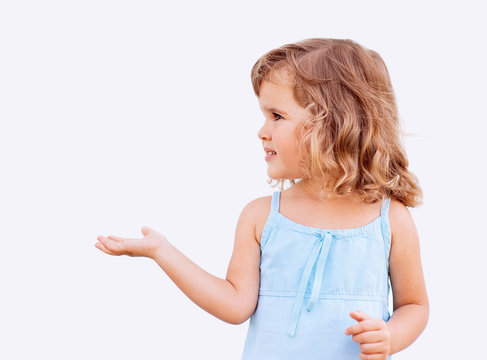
272, 112, 283, 121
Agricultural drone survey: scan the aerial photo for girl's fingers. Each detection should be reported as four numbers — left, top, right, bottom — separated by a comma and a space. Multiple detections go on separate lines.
107, 235, 126, 241
350, 310, 372, 322
351, 330, 383, 344
96, 232, 160, 258
359, 353, 384, 360
359, 341, 385, 354
346, 319, 386, 336
97, 236, 123, 254
345, 312, 383, 336
97, 235, 119, 243
107, 235, 142, 244
95, 240, 118, 255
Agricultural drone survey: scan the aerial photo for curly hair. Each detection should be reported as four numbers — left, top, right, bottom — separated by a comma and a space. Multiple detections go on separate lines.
251, 38, 423, 207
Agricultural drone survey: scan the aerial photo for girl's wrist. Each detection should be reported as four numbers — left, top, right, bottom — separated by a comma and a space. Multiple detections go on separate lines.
385, 320, 394, 356
151, 238, 172, 261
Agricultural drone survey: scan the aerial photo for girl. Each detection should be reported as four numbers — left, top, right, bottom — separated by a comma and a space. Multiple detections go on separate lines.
95, 38, 429, 360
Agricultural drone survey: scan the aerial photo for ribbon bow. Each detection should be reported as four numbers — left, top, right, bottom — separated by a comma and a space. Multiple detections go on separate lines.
287, 230, 333, 337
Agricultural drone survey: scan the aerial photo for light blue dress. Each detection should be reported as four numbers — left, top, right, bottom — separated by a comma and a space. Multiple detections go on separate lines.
242, 190, 392, 359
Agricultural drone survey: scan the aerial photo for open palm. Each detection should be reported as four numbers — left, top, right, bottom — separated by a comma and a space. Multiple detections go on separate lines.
95, 226, 167, 259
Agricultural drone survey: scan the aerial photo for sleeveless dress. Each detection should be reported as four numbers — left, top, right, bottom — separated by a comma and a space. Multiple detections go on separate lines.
241, 190, 393, 360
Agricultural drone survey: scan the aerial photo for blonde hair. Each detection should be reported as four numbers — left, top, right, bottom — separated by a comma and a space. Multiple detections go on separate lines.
251, 38, 423, 207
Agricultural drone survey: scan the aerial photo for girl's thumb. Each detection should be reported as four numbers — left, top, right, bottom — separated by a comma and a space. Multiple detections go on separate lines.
141, 226, 154, 236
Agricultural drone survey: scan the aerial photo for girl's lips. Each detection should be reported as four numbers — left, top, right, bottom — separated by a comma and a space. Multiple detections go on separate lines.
265, 153, 277, 161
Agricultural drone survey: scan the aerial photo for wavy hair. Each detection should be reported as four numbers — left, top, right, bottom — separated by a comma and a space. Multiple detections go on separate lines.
251, 38, 423, 207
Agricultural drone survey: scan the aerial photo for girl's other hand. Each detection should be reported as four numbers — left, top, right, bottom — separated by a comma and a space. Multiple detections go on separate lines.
344, 310, 391, 360
95, 226, 168, 259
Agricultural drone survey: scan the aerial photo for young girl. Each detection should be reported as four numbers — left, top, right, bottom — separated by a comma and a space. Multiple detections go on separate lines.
95, 38, 429, 359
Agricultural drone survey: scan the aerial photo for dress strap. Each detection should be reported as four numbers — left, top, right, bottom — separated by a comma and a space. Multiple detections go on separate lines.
271, 190, 281, 214
380, 197, 392, 271
259, 191, 281, 249
380, 196, 391, 217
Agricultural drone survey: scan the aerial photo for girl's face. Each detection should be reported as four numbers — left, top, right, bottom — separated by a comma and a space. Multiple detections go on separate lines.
257, 69, 310, 180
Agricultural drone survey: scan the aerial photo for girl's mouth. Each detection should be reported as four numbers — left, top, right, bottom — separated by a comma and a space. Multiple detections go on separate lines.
265, 151, 277, 161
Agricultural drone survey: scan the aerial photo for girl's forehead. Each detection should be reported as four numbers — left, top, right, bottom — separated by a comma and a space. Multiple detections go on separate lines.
258, 79, 294, 109
258, 79, 309, 117
259, 68, 294, 99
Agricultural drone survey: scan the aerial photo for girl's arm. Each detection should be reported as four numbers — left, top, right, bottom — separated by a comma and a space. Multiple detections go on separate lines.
385, 199, 429, 354
96, 199, 262, 325
152, 199, 261, 324
345, 200, 429, 358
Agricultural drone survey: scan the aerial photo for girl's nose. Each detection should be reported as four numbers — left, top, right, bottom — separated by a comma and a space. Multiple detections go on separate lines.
257, 123, 271, 141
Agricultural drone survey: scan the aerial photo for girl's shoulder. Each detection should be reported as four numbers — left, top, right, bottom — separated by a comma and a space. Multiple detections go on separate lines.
243, 195, 273, 246
388, 198, 419, 248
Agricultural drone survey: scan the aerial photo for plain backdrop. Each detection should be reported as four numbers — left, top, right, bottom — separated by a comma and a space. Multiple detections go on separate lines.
1, 0, 486, 359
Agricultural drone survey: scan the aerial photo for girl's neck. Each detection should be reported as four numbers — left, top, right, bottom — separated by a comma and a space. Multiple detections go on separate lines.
292, 179, 361, 204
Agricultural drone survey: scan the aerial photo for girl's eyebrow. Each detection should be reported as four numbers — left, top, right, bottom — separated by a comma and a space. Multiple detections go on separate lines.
261, 106, 288, 115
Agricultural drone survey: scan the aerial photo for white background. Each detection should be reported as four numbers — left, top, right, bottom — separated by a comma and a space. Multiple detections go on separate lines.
1, 0, 486, 359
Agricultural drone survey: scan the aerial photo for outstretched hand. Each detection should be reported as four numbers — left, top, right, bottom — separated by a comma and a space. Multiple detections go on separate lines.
344, 310, 391, 360
95, 226, 168, 259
